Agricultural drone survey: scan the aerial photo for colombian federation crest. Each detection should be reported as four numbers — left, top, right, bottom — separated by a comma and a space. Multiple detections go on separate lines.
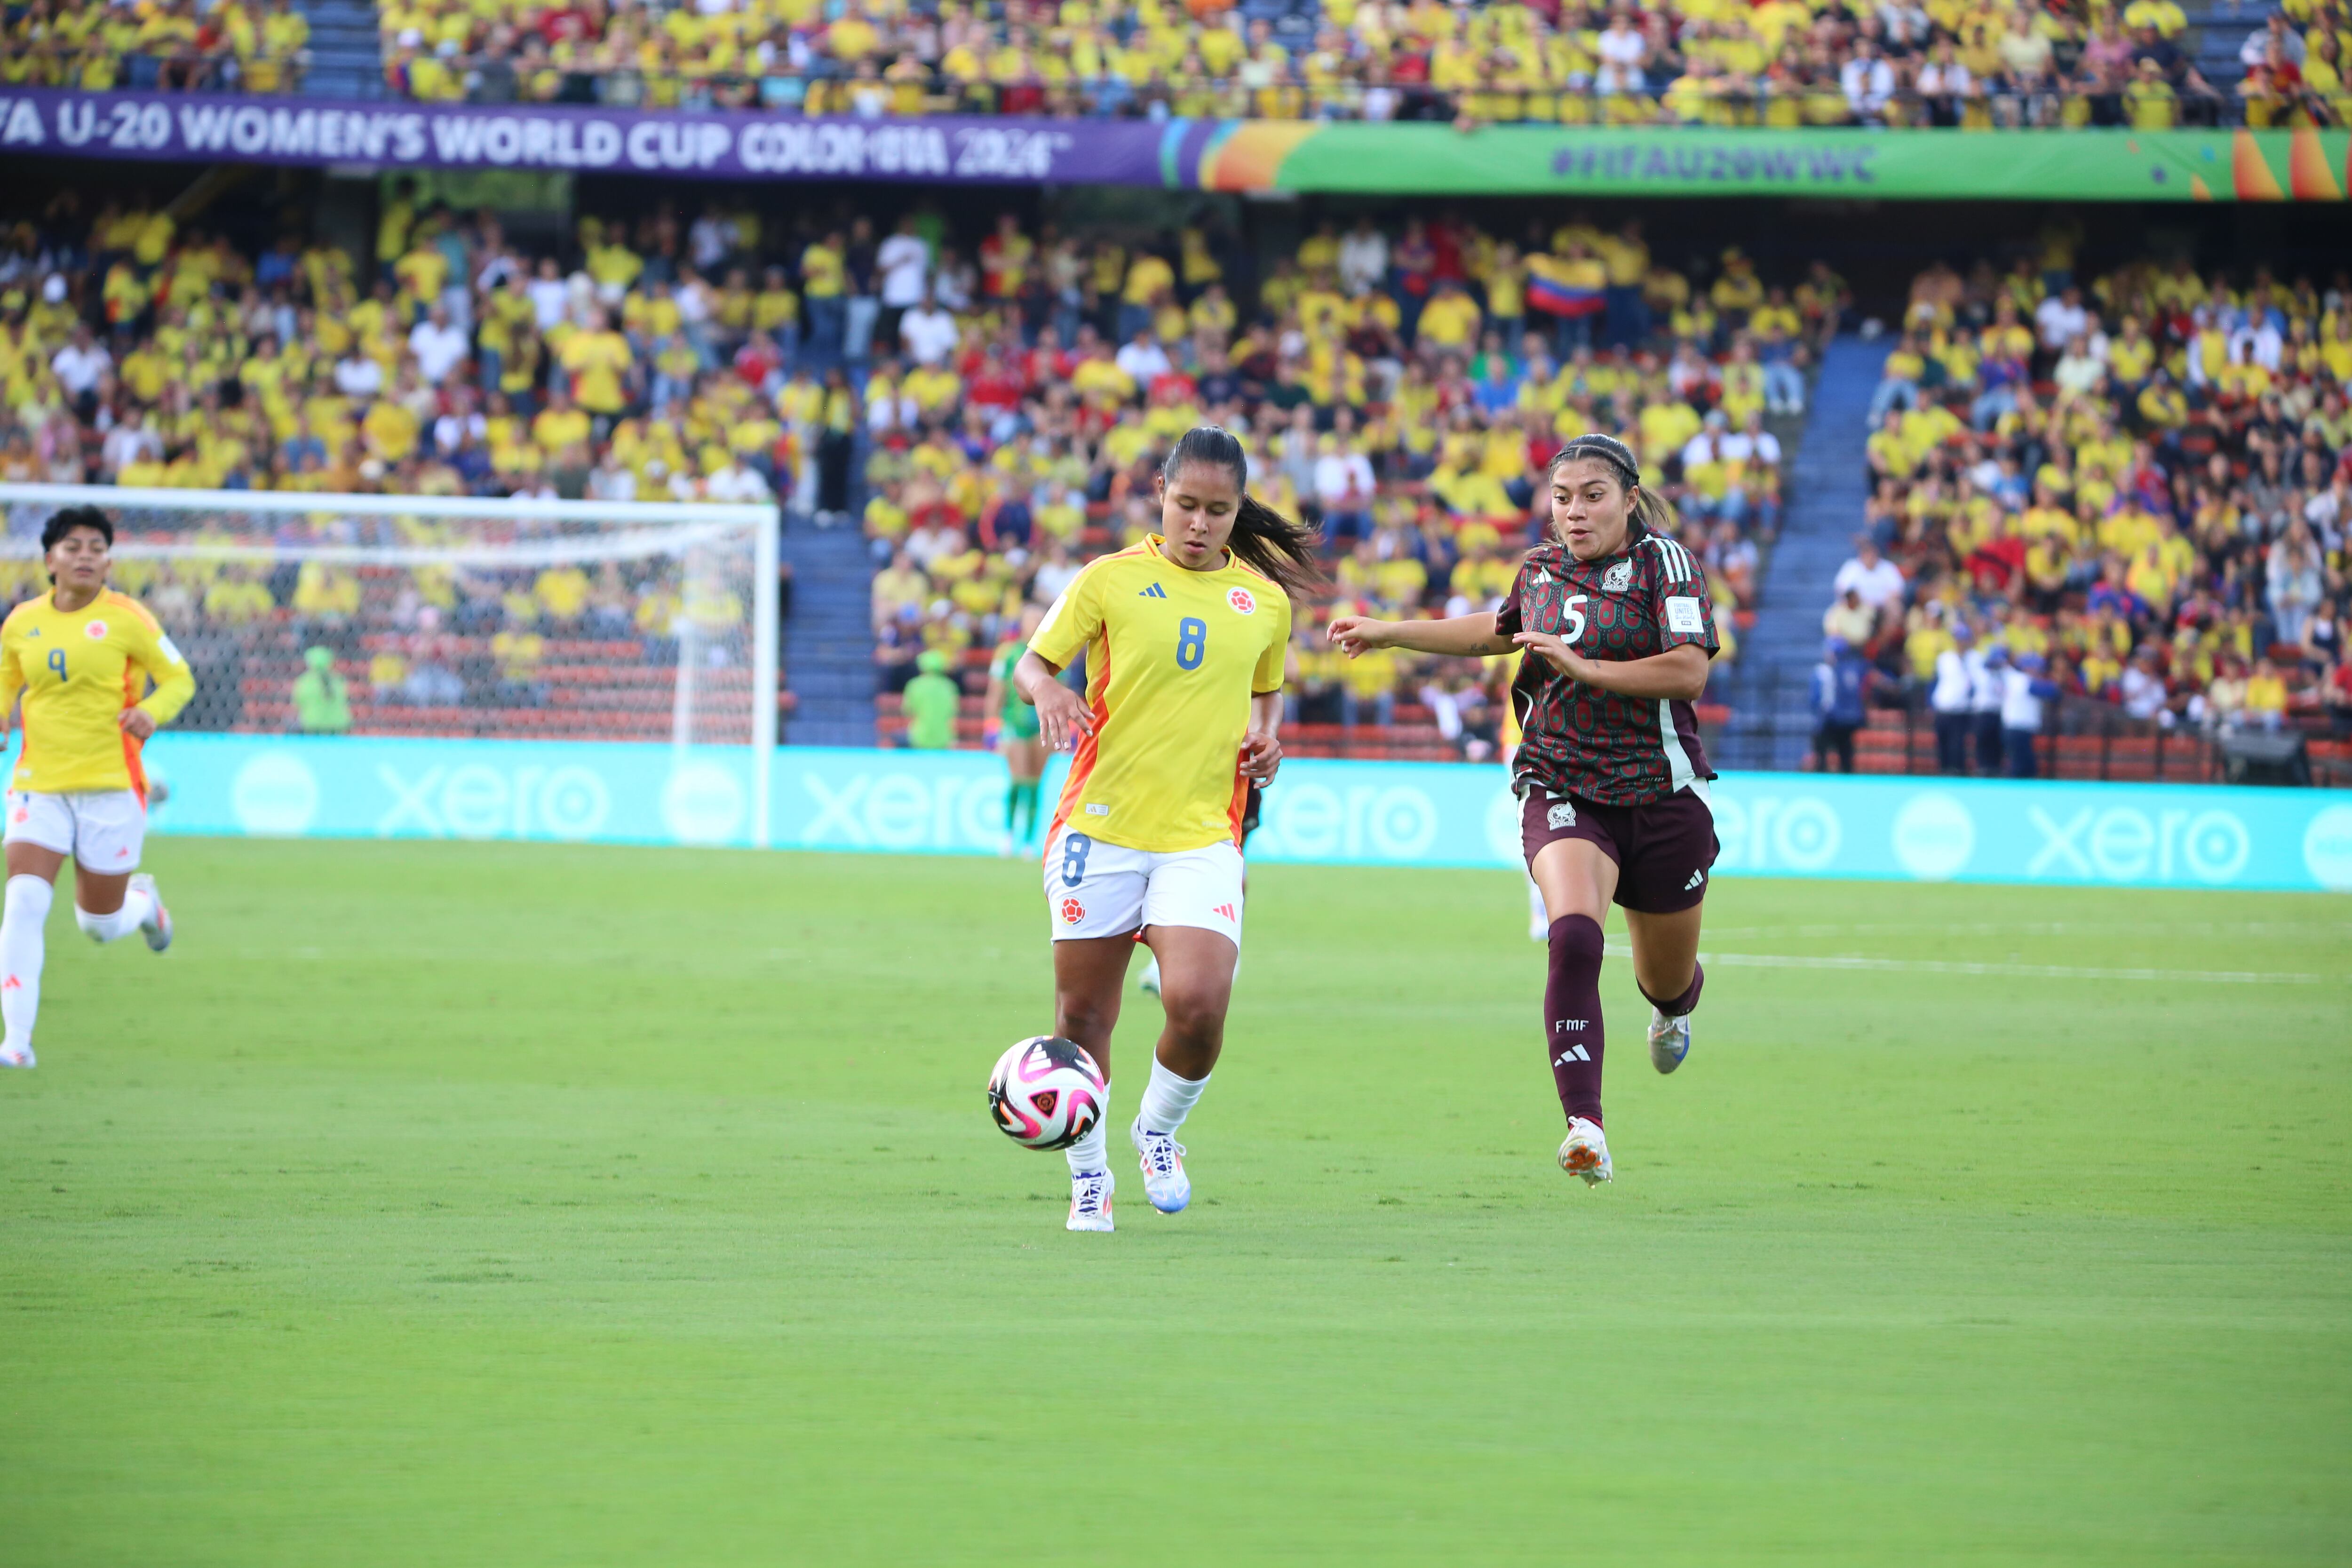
84, 619, 110, 640
1227, 586, 1256, 615
1602, 560, 1634, 593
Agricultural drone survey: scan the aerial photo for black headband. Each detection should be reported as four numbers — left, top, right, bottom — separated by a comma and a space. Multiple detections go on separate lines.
1553, 436, 1641, 489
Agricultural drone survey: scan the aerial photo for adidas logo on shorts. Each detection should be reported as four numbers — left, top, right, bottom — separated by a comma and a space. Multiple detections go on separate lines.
1684, 869, 1706, 891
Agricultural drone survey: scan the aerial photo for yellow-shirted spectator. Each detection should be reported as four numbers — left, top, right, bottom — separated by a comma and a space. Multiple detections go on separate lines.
534, 565, 591, 623
2122, 0, 2186, 36
292, 562, 360, 620
361, 398, 420, 462
802, 232, 847, 325
2124, 60, 2176, 128
532, 391, 593, 454
1416, 279, 1482, 352
203, 570, 276, 626
558, 318, 632, 416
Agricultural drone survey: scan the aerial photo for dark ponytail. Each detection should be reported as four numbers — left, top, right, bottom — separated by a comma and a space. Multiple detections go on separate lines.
1549, 432, 1682, 540
1162, 425, 1327, 600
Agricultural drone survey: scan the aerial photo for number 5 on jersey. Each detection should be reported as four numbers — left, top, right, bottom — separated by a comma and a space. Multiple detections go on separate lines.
1560, 595, 1587, 645
1175, 617, 1207, 670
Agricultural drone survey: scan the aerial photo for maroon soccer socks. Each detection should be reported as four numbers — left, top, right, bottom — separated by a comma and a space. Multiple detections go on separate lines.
1544, 915, 1607, 1127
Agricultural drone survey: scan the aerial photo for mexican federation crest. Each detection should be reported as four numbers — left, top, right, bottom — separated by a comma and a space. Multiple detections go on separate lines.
1602, 559, 1634, 593
1546, 800, 1577, 830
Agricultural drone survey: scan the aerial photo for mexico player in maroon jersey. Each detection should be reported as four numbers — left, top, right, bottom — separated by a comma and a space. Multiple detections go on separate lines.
1329, 434, 1717, 1186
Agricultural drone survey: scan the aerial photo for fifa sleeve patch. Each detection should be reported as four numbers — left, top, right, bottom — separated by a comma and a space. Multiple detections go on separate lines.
1663, 596, 1707, 635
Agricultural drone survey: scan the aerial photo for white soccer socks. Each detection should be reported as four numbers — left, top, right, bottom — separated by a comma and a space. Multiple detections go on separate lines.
75, 886, 154, 945
1065, 1081, 1111, 1177
1137, 1057, 1209, 1135
1, 874, 52, 1059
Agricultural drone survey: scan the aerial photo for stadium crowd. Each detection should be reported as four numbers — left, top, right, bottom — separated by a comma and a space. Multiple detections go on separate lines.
2, 0, 311, 91
1826, 235, 2352, 778
370, 0, 2352, 130
838, 208, 1806, 749
8, 0, 2344, 130
0, 190, 1806, 750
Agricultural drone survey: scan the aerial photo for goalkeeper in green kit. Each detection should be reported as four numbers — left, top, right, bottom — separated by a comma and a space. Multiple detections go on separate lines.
984, 605, 1048, 858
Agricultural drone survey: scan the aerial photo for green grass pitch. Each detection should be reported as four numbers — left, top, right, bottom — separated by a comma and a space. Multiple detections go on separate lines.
3, 837, 2348, 1565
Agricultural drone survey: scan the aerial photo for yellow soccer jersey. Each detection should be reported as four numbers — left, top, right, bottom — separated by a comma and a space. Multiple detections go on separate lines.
0, 589, 196, 799
1032, 537, 1291, 854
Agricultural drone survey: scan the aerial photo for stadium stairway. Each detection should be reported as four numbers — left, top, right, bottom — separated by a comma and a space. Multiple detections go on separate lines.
779, 521, 876, 747
2186, 1, 2275, 89
1717, 335, 1880, 771
297, 0, 386, 100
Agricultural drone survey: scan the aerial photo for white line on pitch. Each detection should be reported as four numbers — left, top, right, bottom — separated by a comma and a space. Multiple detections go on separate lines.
1601, 946, 2328, 985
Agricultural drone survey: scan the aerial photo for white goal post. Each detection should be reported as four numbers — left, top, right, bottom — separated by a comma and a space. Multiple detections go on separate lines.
0, 484, 782, 846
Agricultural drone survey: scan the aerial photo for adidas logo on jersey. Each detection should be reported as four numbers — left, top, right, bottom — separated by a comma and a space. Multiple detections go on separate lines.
1138, 582, 1169, 598
1684, 869, 1707, 891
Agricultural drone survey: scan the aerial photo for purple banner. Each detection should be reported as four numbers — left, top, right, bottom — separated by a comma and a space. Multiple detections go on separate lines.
0, 88, 1177, 184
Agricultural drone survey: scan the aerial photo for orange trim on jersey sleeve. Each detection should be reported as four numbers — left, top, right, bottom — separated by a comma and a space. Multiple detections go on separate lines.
1225, 766, 1249, 847
118, 659, 147, 806
1045, 632, 1112, 842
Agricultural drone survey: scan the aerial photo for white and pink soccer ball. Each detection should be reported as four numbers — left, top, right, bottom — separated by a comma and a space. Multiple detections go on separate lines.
987, 1036, 1106, 1151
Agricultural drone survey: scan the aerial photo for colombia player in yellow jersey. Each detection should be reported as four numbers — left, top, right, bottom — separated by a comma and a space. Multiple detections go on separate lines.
0, 506, 196, 1069
1012, 428, 1321, 1231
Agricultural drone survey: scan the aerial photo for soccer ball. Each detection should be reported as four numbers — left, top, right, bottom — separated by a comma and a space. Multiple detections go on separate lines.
987, 1036, 1106, 1151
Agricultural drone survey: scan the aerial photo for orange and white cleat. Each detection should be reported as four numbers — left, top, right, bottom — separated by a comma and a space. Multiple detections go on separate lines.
1558, 1116, 1613, 1186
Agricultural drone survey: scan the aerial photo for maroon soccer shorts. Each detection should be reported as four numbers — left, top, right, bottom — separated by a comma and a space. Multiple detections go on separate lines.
1519, 785, 1720, 914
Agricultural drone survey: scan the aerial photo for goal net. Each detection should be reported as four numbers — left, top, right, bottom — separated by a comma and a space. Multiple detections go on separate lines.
0, 483, 781, 841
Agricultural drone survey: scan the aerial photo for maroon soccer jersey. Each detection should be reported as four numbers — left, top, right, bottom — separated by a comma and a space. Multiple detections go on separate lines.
1494, 527, 1720, 806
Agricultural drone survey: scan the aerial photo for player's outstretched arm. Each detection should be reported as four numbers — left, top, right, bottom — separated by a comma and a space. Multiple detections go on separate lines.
1511, 636, 1709, 702
1012, 649, 1093, 753
1328, 612, 1508, 659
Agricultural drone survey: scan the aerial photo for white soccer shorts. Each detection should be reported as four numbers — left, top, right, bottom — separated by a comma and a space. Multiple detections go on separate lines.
4, 789, 147, 871
1042, 825, 1244, 947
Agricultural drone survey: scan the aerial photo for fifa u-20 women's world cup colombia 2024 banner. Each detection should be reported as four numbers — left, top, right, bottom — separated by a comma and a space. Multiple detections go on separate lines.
0, 88, 1175, 183
2, 87, 2348, 201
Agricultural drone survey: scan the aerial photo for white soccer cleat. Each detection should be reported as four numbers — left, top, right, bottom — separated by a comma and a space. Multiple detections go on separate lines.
1137, 955, 1161, 997
1067, 1169, 1115, 1232
1558, 1116, 1613, 1186
1129, 1117, 1191, 1214
0, 1041, 32, 1069
130, 874, 171, 953
1648, 1007, 1690, 1074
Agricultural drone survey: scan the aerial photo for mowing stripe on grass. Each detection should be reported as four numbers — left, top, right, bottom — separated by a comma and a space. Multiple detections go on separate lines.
1605, 946, 2329, 985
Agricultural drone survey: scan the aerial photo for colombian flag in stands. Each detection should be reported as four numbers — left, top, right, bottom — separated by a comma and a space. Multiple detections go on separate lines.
1525, 254, 1606, 318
